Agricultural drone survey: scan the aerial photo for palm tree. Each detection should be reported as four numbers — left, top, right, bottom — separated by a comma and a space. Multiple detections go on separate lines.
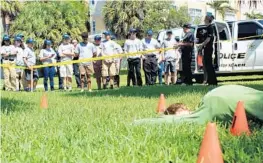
1, 0, 22, 34
207, 0, 236, 20
244, 11, 263, 19
103, 1, 147, 39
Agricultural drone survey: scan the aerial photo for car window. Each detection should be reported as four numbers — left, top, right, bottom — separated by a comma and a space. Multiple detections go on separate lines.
258, 20, 263, 26
238, 22, 263, 40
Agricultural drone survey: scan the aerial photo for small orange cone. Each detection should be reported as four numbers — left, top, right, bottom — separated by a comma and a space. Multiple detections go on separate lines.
197, 122, 224, 163
230, 101, 251, 136
40, 93, 48, 109
156, 94, 165, 113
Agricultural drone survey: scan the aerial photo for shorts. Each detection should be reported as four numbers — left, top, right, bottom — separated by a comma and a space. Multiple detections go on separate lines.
93, 61, 102, 78
115, 60, 121, 75
60, 64, 73, 77
25, 69, 39, 81
164, 60, 176, 73
79, 64, 94, 76
102, 61, 116, 77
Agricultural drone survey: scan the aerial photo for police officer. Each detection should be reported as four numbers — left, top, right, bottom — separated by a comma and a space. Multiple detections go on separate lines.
178, 24, 194, 85
142, 29, 160, 85
198, 15, 217, 85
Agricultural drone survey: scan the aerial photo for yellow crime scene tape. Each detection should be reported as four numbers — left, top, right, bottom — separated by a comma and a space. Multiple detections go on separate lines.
0, 47, 175, 69
0, 33, 262, 70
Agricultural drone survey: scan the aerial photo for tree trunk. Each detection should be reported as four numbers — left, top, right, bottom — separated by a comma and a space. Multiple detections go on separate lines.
4, 14, 10, 34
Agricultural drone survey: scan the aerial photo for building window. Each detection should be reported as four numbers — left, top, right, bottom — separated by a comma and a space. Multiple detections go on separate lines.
92, 20, 96, 33
189, 8, 202, 23
189, 8, 202, 17
91, 0, 95, 5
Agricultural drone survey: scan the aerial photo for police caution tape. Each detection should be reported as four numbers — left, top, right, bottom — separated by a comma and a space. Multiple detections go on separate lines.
0, 47, 175, 69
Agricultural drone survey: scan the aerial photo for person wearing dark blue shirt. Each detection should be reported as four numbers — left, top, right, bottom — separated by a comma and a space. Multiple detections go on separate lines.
178, 24, 194, 85
198, 15, 217, 85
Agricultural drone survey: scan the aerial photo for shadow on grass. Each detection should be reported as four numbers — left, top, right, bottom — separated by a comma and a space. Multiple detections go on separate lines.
64, 82, 263, 99
1, 97, 31, 115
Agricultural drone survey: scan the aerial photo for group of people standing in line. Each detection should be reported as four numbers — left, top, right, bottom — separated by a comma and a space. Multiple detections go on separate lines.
1, 15, 217, 92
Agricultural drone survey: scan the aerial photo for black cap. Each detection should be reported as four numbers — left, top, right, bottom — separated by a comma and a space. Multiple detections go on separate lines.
183, 24, 191, 29
166, 30, 172, 34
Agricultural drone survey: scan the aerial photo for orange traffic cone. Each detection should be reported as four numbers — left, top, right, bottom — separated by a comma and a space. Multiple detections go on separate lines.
197, 122, 224, 163
230, 101, 251, 136
40, 93, 48, 109
156, 94, 165, 113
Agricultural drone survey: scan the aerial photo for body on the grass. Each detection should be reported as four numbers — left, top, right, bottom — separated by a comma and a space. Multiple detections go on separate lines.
75, 32, 97, 92
14, 36, 26, 91
93, 35, 103, 90
58, 34, 75, 91
141, 30, 161, 85
162, 30, 179, 85
23, 38, 39, 92
124, 28, 143, 86
1, 35, 17, 91
39, 40, 57, 91
101, 31, 122, 89
134, 85, 263, 125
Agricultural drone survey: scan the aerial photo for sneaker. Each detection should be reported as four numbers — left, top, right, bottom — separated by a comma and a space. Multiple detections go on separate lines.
88, 89, 92, 92
80, 89, 84, 92
68, 87, 72, 91
110, 85, 114, 89
64, 87, 67, 91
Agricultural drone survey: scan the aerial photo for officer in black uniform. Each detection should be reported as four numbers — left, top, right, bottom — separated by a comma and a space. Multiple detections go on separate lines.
198, 15, 217, 85
178, 24, 194, 85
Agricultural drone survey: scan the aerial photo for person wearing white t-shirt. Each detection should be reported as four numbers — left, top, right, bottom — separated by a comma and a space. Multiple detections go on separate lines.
93, 35, 102, 90
101, 31, 122, 89
124, 28, 143, 86
13, 36, 26, 91
23, 38, 39, 92
75, 32, 97, 92
141, 30, 161, 85
162, 30, 179, 85
1, 35, 17, 91
39, 40, 57, 91
58, 34, 75, 91
111, 36, 123, 88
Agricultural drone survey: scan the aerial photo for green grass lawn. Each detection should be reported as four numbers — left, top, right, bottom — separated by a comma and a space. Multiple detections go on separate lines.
1, 74, 263, 162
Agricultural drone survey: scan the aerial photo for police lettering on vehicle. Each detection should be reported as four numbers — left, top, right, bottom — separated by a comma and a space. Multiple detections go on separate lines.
219, 53, 245, 60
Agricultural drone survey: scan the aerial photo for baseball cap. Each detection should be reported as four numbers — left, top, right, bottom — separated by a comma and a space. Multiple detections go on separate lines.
3, 35, 10, 41
17, 34, 24, 38
129, 28, 137, 33
63, 34, 70, 39
183, 24, 191, 29
147, 30, 153, 36
166, 30, 173, 34
14, 36, 22, 41
103, 31, 111, 36
94, 35, 101, 41
26, 38, 35, 44
44, 40, 52, 45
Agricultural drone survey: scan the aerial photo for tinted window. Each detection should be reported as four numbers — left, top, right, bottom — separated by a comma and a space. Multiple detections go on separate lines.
238, 22, 263, 40
258, 20, 263, 25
